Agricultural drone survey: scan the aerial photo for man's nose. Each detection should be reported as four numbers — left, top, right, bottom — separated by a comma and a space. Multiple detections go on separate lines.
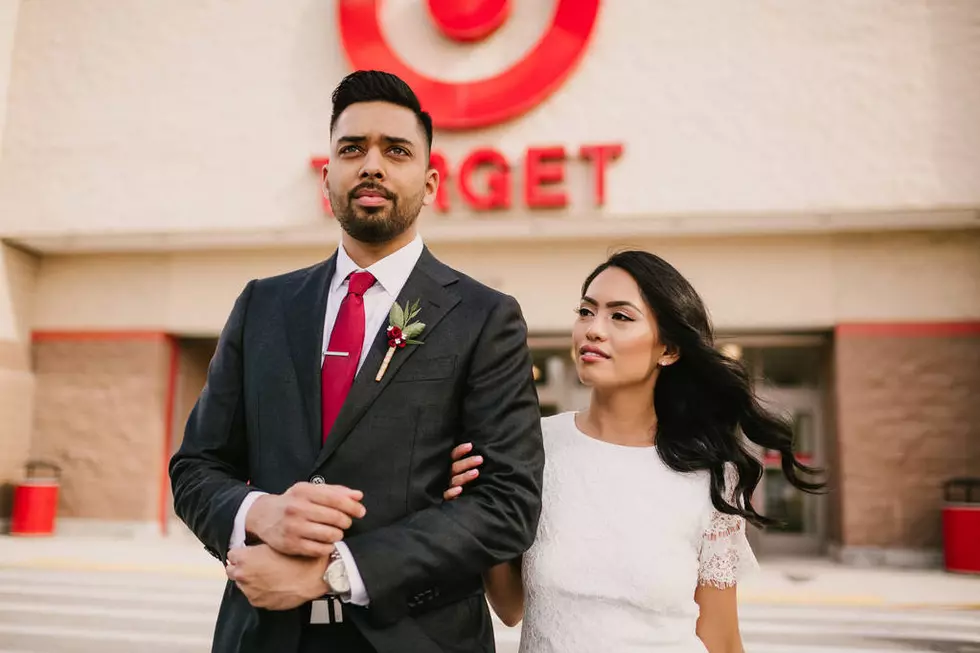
359, 149, 385, 180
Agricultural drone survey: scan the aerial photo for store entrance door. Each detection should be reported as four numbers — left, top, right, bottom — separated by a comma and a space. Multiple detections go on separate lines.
752, 386, 826, 557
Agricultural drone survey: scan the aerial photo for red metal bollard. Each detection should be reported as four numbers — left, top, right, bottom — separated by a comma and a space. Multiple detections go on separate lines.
942, 478, 980, 574
10, 461, 61, 536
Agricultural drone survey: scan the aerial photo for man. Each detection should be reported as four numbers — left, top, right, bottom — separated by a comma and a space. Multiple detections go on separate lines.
170, 70, 544, 653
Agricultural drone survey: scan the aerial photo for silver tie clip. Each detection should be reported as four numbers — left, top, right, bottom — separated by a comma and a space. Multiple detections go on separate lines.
323, 351, 350, 357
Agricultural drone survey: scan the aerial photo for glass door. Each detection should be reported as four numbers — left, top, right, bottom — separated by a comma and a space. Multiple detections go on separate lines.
752, 386, 826, 556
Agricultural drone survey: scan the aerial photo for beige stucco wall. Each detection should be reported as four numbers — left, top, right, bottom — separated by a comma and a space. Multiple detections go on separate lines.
27, 230, 980, 335
0, 0, 978, 244
0, 0, 32, 520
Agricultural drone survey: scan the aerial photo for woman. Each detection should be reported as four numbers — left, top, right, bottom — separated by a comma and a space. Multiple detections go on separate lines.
445, 250, 824, 653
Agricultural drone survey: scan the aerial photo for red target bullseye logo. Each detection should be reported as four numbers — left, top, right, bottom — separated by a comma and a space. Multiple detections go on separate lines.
337, 0, 602, 130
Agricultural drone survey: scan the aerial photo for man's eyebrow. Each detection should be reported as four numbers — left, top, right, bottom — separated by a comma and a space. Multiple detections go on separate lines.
336, 135, 416, 146
383, 135, 414, 146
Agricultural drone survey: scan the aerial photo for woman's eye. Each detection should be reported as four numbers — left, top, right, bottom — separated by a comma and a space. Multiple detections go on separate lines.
612, 312, 634, 321
576, 307, 593, 317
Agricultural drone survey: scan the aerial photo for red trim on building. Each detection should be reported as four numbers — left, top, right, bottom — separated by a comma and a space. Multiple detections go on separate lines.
32, 330, 171, 342
836, 322, 980, 338
764, 452, 814, 466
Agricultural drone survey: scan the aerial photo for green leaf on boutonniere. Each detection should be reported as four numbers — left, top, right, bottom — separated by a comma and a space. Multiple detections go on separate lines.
406, 299, 422, 323
390, 301, 405, 328
402, 322, 425, 340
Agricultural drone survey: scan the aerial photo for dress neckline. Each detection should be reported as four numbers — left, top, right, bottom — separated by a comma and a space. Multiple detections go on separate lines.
568, 411, 658, 450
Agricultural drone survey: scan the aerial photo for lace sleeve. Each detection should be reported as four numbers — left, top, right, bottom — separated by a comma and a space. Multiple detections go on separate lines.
697, 465, 759, 589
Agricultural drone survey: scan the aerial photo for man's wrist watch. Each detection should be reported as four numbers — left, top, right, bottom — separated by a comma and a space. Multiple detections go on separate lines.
324, 550, 351, 598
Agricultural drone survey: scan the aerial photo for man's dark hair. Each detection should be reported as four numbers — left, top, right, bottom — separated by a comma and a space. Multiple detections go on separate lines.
330, 70, 433, 151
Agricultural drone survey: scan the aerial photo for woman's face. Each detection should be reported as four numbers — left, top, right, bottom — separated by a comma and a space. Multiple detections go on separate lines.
572, 267, 671, 389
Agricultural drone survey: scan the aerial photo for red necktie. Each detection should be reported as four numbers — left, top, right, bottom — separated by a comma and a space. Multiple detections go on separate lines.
321, 271, 376, 442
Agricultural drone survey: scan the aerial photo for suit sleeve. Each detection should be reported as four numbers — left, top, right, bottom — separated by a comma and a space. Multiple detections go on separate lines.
342, 294, 545, 624
169, 280, 256, 563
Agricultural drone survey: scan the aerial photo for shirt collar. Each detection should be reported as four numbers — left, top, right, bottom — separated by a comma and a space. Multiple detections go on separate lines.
332, 233, 424, 297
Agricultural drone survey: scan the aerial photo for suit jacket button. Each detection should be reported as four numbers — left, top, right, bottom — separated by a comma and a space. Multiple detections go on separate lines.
310, 475, 325, 485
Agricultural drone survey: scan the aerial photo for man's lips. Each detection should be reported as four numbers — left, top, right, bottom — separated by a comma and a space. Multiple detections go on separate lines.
352, 187, 390, 206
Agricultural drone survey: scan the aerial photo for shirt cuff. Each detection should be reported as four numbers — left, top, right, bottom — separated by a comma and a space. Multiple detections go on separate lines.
333, 541, 370, 606
229, 491, 267, 551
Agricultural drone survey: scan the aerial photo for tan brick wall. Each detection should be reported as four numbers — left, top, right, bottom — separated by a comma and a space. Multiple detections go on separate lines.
835, 325, 980, 550
30, 334, 173, 522
822, 341, 843, 546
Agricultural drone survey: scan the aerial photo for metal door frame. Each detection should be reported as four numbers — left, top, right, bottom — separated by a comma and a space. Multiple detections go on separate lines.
751, 385, 827, 557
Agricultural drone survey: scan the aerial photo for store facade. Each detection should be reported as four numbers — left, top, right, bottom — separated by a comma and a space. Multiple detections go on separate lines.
0, 0, 978, 566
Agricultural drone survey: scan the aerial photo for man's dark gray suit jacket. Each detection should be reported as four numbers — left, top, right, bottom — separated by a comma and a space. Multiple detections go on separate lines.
169, 246, 545, 653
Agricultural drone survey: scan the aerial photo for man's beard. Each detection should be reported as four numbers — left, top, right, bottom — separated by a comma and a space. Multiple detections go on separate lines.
330, 182, 425, 244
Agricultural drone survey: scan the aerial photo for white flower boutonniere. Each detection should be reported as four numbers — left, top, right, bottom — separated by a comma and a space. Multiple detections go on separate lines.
375, 299, 425, 382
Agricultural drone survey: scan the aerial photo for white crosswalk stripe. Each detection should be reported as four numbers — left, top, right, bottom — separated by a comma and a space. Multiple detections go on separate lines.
0, 567, 977, 653
737, 604, 980, 653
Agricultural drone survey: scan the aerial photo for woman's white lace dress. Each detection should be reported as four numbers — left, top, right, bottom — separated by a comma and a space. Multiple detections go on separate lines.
519, 412, 758, 653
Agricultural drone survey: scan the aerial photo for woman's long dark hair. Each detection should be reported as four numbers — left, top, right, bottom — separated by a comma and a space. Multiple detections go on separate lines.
583, 250, 825, 528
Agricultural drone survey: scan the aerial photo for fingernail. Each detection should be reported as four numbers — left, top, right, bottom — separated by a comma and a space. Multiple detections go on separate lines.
468, 470, 479, 477
474, 456, 484, 464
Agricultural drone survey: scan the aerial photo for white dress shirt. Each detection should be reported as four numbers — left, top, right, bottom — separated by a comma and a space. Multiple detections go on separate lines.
229, 234, 425, 607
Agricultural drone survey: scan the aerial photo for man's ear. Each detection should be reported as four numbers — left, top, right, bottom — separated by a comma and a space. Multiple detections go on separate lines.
421, 165, 440, 208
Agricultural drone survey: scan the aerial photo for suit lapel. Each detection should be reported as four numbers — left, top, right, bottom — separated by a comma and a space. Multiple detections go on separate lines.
283, 255, 336, 457
314, 248, 460, 468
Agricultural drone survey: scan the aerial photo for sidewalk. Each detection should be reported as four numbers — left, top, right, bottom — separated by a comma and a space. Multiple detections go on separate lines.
1, 534, 977, 610
737, 556, 980, 610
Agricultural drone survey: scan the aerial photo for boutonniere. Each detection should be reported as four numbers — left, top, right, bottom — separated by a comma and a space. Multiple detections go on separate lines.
375, 299, 425, 382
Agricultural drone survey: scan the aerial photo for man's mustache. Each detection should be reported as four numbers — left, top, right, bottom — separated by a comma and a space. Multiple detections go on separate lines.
349, 183, 394, 201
